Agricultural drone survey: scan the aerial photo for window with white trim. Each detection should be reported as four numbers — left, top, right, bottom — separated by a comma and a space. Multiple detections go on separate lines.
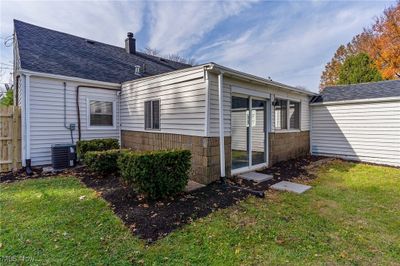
144, 100, 160, 130
89, 100, 114, 127
274, 99, 301, 130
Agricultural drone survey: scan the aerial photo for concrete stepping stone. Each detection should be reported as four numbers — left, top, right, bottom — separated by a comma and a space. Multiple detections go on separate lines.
184, 180, 205, 192
270, 181, 311, 194
239, 172, 273, 183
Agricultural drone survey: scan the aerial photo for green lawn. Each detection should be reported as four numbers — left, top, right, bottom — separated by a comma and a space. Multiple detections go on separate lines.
1, 161, 399, 265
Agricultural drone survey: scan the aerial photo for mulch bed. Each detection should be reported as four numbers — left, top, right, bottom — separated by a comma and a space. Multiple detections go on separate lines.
0, 155, 328, 242
76, 170, 251, 242
0, 167, 53, 183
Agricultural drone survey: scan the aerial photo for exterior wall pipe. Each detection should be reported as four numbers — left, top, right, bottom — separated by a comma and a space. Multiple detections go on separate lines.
117, 91, 122, 145
218, 72, 225, 178
21, 75, 26, 166
24, 74, 32, 174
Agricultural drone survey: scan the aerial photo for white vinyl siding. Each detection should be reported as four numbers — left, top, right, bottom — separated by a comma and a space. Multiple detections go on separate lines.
120, 67, 206, 136
311, 100, 400, 166
208, 73, 310, 137
29, 76, 119, 166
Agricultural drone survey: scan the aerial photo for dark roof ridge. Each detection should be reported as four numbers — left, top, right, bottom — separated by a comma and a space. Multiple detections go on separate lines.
14, 19, 190, 70
14, 19, 124, 50
323, 79, 400, 89
14, 19, 191, 83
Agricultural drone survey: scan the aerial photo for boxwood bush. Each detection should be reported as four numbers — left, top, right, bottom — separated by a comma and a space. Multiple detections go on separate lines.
118, 149, 191, 199
84, 149, 127, 176
77, 138, 119, 160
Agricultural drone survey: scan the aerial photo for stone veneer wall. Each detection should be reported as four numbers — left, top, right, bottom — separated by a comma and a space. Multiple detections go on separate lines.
121, 130, 231, 184
269, 131, 310, 166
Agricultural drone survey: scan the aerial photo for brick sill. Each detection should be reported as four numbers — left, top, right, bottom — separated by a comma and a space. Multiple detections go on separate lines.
273, 130, 301, 134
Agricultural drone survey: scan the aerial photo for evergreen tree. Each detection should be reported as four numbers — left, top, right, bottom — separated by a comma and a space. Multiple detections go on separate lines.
338, 53, 383, 85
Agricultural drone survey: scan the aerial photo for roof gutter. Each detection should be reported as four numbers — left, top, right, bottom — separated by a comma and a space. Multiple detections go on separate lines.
310, 96, 400, 106
19, 69, 121, 88
205, 63, 318, 96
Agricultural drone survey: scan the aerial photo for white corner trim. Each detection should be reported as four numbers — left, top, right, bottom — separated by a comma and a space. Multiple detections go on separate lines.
218, 72, 225, 178
19, 69, 120, 88
86, 97, 117, 130
204, 70, 210, 136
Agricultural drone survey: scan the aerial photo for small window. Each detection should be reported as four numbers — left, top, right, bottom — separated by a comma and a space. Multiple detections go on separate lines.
274, 99, 287, 130
144, 100, 160, 130
89, 100, 114, 126
289, 101, 300, 129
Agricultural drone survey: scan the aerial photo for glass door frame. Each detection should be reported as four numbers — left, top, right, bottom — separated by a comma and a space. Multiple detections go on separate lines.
231, 93, 271, 175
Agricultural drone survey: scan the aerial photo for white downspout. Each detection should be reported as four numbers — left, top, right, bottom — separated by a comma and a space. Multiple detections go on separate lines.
218, 72, 225, 177
309, 101, 313, 155
25, 74, 31, 163
21, 75, 26, 166
117, 90, 122, 146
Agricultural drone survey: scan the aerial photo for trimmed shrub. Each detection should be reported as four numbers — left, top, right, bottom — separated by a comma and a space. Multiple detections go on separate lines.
118, 149, 191, 199
76, 138, 119, 160
84, 149, 127, 176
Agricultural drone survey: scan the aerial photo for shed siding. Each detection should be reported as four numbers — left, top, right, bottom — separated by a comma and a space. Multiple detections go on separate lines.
208, 73, 310, 137
29, 76, 119, 166
120, 68, 206, 136
311, 101, 400, 166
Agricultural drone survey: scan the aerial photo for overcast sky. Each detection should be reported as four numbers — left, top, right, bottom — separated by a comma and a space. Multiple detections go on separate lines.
0, 0, 395, 92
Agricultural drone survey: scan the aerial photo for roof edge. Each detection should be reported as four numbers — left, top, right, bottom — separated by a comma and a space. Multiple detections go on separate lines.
310, 96, 400, 106
19, 69, 121, 88
322, 79, 400, 90
121, 64, 210, 85
207, 63, 317, 96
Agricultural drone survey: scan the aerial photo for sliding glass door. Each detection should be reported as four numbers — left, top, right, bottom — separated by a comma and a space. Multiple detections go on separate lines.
231, 96, 249, 169
251, 99, 266, 166
231, 95, 267, 171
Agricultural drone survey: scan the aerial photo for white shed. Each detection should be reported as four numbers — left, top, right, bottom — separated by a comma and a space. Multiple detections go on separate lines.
310, 80, 400, 167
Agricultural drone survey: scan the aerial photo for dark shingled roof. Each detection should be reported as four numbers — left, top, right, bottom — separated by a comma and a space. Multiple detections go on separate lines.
311, 80, 400, 103
14, 20, 192, 84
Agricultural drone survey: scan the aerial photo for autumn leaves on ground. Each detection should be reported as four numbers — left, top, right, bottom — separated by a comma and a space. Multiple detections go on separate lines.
1, 160, 399, 265
320, 1, 400, 88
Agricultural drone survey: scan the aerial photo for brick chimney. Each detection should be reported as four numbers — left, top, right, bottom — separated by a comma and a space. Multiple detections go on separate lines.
125, 32, 136, 54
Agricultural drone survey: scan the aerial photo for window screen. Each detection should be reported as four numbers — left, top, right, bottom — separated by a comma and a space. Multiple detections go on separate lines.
274, 99, 287, 130
289, 101, 300, 129
90, 100, 113, 126
144, 100, 160, 129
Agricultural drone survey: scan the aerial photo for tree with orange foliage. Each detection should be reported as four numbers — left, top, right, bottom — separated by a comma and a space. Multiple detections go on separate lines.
320, 1, 399, 89
367, 2, 400, 79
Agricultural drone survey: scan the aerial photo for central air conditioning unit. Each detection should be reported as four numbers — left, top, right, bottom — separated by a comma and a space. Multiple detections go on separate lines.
51, 144, 77, 170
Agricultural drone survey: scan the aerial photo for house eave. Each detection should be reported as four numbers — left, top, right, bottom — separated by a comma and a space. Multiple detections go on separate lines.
310, 96, 400, 106
19, 69, 121, 88
206, 63, 318, 96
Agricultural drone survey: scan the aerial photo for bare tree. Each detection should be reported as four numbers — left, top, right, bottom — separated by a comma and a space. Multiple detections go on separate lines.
142, 47, 196, 66
166, 53, 196, 65
143, 47, 161, 56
